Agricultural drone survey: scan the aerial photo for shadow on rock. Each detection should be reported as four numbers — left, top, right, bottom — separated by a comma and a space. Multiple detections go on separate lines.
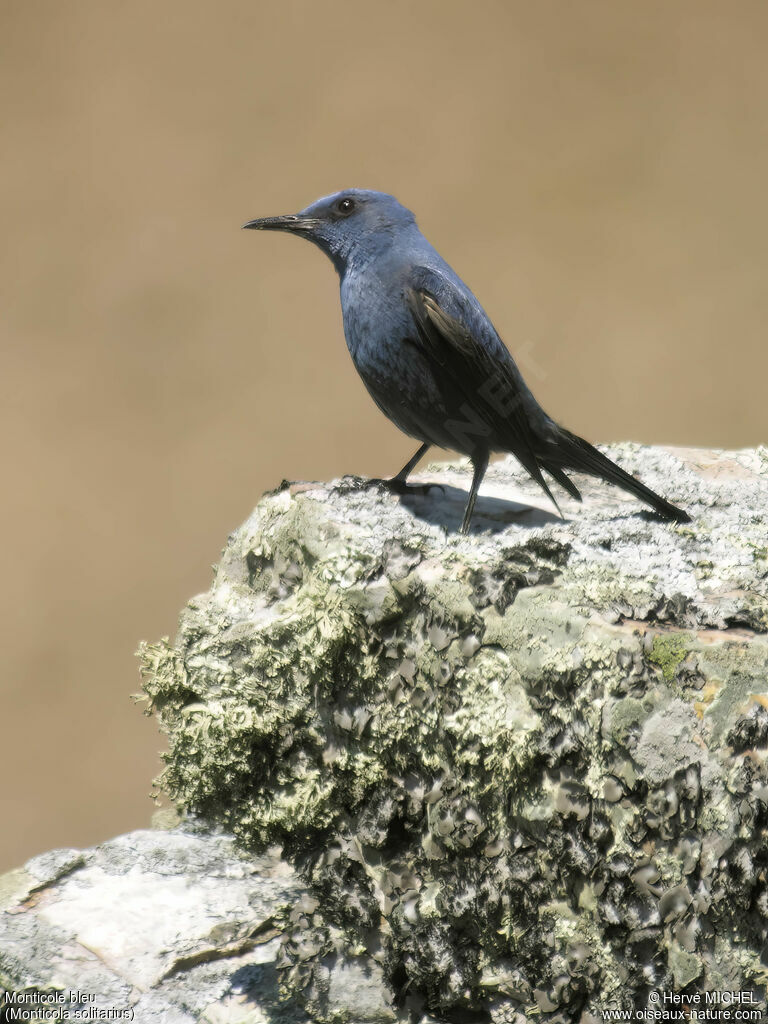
397, 482, 563, 534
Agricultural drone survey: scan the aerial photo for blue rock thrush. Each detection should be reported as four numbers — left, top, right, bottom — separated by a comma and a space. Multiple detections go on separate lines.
243, 189, 690, 533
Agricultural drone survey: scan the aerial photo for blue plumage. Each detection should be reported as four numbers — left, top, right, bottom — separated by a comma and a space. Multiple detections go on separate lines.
244, 189, 689, 532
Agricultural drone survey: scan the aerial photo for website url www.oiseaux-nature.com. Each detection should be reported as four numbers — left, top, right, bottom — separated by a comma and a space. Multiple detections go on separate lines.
600, 990, 764, 1023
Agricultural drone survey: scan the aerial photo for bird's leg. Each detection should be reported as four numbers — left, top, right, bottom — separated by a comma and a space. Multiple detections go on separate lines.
383, 442, 444, 495
460, 451, 489, 534
356, 443, 443, 497
392, 442, 431, 483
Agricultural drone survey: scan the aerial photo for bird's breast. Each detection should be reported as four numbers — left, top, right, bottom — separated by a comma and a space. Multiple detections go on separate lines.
339, 272, 451, 445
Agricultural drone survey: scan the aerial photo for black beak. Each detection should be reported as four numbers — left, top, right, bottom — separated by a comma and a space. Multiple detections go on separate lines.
241, 214, 319, 232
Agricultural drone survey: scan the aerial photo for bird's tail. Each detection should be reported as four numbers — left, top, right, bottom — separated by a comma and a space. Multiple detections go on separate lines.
539, 426, 691, 523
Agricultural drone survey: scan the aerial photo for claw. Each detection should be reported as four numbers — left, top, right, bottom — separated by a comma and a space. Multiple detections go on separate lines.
384, 477, 444, 497
346, 476, 444, 498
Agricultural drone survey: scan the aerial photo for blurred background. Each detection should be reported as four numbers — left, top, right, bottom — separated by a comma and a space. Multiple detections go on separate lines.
2, 0, 767, 872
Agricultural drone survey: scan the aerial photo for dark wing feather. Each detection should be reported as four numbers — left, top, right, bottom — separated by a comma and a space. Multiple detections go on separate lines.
404, 276, 689, 524
546, 465, 583, 502
405, 286, 564, 514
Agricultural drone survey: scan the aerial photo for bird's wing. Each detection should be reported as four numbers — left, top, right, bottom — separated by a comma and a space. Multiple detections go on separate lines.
404, 269, 689, 523
405, 275, 562, 512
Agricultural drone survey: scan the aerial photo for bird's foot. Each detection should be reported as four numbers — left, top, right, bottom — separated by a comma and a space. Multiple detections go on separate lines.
368, 476, 445, 497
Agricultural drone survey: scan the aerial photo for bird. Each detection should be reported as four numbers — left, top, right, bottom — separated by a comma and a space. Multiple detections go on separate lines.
243, 189, 690, 534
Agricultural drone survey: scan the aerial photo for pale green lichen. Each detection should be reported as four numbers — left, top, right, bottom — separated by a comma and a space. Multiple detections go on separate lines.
647, 632, 693, 683
606, 696, 647, 747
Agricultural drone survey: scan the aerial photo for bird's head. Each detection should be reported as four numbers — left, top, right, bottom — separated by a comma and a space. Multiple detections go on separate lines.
242, 189, 417, 273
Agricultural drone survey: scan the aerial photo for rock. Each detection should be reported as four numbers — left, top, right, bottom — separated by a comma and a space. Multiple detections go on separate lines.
5, 445, 768, 1022
135, 445, 768, 1020
0, 825, 316, 1022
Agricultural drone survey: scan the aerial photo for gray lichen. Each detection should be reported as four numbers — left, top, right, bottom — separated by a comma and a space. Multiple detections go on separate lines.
139, 445, 768, 1021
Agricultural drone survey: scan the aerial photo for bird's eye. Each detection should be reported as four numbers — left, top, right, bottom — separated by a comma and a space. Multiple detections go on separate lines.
336, 197, 356, 215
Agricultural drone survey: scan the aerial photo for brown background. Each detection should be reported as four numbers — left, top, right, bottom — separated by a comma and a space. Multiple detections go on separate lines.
2, 0, 766, 872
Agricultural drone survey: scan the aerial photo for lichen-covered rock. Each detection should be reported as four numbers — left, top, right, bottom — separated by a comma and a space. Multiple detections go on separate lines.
139, 445, 768, 1021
